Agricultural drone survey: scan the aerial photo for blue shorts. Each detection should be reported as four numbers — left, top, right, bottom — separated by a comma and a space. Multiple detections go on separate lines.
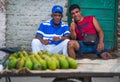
76, 40, 110, 57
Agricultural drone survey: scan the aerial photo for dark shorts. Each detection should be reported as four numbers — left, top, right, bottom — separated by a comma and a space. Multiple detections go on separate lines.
76, 40, 110, 57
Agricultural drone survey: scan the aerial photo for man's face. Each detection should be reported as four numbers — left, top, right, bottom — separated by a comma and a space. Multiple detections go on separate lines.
52, 12, 62, 26
70, 8, 82, 22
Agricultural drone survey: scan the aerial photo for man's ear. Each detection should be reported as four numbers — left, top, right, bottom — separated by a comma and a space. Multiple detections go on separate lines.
61, 14, 63, 17
51, 14, 53, 17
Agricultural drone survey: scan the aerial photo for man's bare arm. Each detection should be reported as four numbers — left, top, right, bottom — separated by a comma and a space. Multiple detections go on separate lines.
36, 35, 49, 45
93, 17, 104, 51
70, 18, 77, 40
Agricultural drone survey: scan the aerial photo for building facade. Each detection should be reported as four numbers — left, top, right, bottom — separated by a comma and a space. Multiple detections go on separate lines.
0, 0, 120, 52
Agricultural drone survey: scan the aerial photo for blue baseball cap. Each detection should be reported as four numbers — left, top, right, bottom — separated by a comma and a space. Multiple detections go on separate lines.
52, 5, 63, 13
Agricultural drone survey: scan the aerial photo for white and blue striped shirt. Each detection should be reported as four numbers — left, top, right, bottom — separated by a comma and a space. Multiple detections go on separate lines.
36, 19, 70, 45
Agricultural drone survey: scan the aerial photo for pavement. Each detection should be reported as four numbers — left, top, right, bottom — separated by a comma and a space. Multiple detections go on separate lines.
0, 77, 120, 82
0, 77, 55, 82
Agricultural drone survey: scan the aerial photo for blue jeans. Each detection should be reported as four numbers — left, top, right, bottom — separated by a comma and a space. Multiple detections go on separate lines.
76, 40, 110, 57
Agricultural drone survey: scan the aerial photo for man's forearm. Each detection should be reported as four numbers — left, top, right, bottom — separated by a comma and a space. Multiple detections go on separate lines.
60, 36, 70, 40
70, 30, 77, 40
98, 31, 104, 43
36, 35, 43, 43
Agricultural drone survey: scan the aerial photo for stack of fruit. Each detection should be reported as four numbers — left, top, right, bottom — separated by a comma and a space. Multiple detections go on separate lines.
7, 50, 78, 71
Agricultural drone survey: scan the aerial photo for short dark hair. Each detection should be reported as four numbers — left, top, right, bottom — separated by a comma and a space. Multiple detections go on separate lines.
69, 4, 80, 13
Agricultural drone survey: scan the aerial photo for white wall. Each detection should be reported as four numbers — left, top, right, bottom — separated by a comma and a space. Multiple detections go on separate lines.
5, 0, 67, 51
0, 0, 6, 48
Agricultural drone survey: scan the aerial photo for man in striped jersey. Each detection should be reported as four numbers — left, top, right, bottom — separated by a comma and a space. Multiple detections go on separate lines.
31, 5, 70, 56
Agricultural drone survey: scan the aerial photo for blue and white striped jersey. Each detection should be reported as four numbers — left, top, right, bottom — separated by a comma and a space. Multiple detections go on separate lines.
36, 19, 70, 45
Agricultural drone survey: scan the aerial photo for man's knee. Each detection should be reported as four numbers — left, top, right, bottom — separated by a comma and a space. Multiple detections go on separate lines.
68, 40, 76, 47
63, 39, 70, 43
32, 38, 41, 45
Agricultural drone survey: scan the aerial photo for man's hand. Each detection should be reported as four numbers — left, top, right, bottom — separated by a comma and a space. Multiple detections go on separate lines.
36, 35, 50, 45
70, 18, 76, 31
53, 37, 61, 42
41, 40, 49, 45
97, 42, 104, 52
70, 18, 77, 40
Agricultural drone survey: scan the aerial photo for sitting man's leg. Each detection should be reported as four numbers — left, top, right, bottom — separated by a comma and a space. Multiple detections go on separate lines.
31, 38, 44, 54
47, 39, 70, 56
96, 48, 113, 60
68, 40, 97, 58
68, 40, 80, 58
68, 40, 113, 59
100, 52, 113, 59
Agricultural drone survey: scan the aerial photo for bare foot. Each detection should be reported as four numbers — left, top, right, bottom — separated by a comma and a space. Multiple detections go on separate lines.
100, 52, 113, 60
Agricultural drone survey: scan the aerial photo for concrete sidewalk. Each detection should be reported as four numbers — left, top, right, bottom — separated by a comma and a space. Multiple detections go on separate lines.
0, 77, 120, 82
0, 77, 55, 82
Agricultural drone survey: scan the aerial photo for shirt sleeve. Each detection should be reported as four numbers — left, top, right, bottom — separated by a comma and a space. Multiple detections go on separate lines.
36, 23, 44, 37
63, 25, 70, 36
